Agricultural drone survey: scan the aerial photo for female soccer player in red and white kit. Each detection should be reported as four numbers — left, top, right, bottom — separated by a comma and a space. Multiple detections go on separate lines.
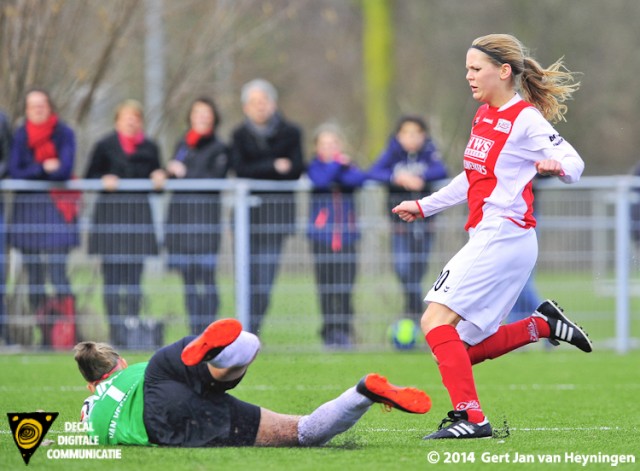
393, 33, 592, 439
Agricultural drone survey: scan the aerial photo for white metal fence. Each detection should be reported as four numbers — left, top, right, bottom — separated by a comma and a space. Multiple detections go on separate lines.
0, 176, 638, 353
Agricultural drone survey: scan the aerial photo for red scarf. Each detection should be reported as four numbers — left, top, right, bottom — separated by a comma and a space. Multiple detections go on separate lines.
50, 182, 81, 223
26, 114, 80, 223
185, 129, 211, 148
26, 114, 59, 162
118, 132, 145, 155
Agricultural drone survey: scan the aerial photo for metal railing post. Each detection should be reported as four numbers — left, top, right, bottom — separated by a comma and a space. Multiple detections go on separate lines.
233, 180, 251, 329
614, 177, 631, 354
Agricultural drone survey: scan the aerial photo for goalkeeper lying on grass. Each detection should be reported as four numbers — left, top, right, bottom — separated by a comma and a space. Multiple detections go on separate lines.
74, 318, 431, 447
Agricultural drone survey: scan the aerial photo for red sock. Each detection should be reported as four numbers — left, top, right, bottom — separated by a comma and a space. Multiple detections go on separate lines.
426, 325, 484, 424
467, 316, 551, 365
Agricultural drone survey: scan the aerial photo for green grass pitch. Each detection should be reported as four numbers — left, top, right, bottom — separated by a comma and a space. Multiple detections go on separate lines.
1, 347, 638, 470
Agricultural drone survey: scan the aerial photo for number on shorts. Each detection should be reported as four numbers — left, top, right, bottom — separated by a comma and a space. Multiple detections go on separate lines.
433, 270, 450, 291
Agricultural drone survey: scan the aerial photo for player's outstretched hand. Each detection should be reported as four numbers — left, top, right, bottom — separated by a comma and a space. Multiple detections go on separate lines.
392, 200, 422, 223
535, 159, 565, 177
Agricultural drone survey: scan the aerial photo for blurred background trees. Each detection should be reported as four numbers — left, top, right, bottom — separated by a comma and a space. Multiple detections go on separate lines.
0, 0, 637, 175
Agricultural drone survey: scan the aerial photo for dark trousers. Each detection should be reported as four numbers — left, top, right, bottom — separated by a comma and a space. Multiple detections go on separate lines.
0, 204, 5, 342
248, 233, 287, 334
507, 272, 541, 323
392, 224, 432, 321
143, 336, 260, 447
311, 241, 357, 343
102, 260, 144, 346
176, 261, 219, 335
22, 248, 73, 311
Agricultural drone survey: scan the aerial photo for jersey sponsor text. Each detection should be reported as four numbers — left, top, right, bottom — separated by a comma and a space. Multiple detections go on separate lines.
464, 135, 494, 162
494, 119, 512, 133
464, 160, 487, 175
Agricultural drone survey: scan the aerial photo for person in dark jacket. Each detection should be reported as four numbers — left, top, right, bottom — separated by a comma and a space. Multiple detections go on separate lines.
367, 115, 448, 322
307, 124, 366, 348
231, 79, 304, 334
85, 99, 165, 348
164, 97, 230, 334
8, 89, 80, 347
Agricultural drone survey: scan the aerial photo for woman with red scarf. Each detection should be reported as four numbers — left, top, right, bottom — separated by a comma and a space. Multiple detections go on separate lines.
85, 100, 164, 348
8, 88, 79, 348
164, 97, 230, 335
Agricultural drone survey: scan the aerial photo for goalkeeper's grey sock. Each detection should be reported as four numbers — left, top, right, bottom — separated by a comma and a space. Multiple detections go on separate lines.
209, 331, 260, 368
297, 386, 373, 446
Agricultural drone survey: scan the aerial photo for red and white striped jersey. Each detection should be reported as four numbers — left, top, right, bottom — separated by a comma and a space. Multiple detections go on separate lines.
417, 94, 584, 230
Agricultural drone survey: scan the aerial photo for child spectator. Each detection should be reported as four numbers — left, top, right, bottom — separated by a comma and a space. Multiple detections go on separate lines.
307, 123, 367, 349
368, 115, 448, 321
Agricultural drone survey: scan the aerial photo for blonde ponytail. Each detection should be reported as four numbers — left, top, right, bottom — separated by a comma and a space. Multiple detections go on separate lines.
471, 34, 581, 123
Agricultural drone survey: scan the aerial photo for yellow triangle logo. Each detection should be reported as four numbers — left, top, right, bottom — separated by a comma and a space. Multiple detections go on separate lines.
7, 412, 58, 465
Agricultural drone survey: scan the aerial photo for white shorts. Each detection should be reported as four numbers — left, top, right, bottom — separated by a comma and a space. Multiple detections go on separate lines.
425, 217, 538, 346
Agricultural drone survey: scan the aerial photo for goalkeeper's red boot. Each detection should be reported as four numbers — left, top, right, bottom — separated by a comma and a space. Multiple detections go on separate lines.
181, 318, 242, 366
356, 373, 432, 414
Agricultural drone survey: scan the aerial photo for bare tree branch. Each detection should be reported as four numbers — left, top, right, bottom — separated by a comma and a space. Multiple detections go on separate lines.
75, 1, 140, 123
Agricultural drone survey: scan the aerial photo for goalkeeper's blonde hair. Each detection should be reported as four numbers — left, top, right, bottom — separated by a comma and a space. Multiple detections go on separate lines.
74, 341, 120, 383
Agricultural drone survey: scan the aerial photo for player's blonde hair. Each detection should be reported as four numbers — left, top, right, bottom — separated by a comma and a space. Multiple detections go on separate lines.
471, 34, 581, 123
74, 341, 120, 383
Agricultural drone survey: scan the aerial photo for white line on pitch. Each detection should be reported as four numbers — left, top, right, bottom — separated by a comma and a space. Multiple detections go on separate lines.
363, 426, 621, 432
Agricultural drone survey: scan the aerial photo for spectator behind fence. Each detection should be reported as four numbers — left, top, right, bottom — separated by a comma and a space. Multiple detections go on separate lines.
506, 175, 549, 325
231, 79, 304, 334
85, 99, 165, 348
164, 97, 230, 335
307, 124, 366, 349
0, 109, 11, 345
631, 161, 640, 244
8, 89, 80, 348
367, 115, 448, 322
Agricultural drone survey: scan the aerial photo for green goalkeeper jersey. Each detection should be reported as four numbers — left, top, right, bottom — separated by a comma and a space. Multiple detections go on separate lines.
81, 362, 150, 446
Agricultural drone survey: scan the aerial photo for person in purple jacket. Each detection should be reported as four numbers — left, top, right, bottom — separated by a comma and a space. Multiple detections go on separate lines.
8, 89, 80, 347
307, 124, 367, 349
0, 109, 11, 345
368, 116, 448, 322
